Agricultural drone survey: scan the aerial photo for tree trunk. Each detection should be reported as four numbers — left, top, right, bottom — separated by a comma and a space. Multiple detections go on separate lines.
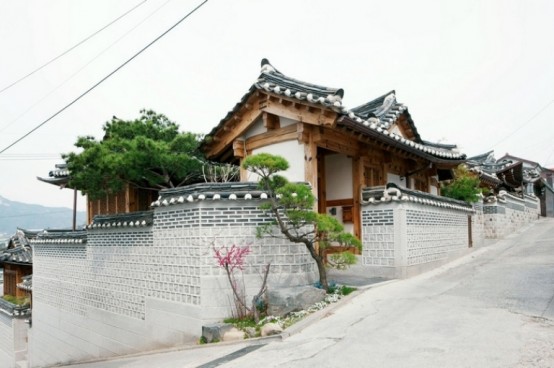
314, 255, 328, 291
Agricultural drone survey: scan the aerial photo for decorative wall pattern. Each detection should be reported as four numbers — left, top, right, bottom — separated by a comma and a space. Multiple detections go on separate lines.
405, 208, 468, 266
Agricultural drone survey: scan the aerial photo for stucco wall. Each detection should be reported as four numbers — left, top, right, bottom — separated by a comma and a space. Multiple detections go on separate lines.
361, 201, 472, 279
483, 194, 540, 239
0, 313, 14, 367
325, 154, 353, 200
29, 192, 316, 367
251, 140, 305, 183
471, 201, 486, 247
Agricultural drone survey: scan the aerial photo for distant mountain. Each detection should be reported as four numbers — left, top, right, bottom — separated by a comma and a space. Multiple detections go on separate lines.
0, 195, 85, 236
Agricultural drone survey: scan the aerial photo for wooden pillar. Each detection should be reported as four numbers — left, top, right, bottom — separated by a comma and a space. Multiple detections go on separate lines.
72, 188, 77, 231
352, 156, 364, 240
302, 124, 318, 205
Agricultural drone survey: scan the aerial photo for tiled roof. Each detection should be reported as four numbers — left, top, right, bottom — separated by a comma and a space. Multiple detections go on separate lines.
87, 211, 154, 229
256, 59, 344, 111
37, 163, 70, 187
362, 185, 474, 213
350, 90, 412, 132
152, 182, 274, 207
0, 297, 30, 317
0, 245, 32, 264
205, 59, 465, 161
0, 229, 36, 265
17, 275, 32, 292
31, 229, 87, 244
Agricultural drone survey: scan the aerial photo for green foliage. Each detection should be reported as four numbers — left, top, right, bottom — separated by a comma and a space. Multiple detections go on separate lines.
242, 153, 360, 291
328, 252, 357, 270
63, 110, 205, 199
224, 317, 258, 329
441, 165, 481, 203
337, 285, 357, 296
242, 153, 289, 177
2, 295, 29, 306
333, 233, 362, 252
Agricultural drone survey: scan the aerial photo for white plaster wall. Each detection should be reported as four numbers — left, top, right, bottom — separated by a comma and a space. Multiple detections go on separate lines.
325, 154, 352, 200
429, 185, 438, 195
361, 202, 471, 278
387, 173, 406, 188
279, 117, 297, 127
251, 140, 305, 183
29, 199, 318, 367
483, 194, 539, 239
0, 313, 14, 368
243, 116, 265, 139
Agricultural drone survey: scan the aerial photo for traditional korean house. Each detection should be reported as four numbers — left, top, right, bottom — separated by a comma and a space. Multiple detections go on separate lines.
467, 151, 551, 217
498, 153, 554, 217
202, 59, 466, 238
0, 228, 35, 299
38, 163, 157, 223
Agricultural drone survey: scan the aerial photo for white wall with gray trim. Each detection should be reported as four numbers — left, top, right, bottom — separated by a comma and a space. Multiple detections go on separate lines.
28, 199, 316, 367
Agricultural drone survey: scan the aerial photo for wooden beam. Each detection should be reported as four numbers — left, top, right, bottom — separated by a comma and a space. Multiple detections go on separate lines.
326, 198, 354, 207
263, 112, 280, 130
244, 125, 297, 152
312, 127, 360, 156
262, 98, 337, 127
233, 139, 245, 158
204, 94, 264, 159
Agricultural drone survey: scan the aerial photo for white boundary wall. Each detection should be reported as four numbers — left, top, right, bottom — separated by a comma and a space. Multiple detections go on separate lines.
361, 201, 472, 279
29, 189, 316, 367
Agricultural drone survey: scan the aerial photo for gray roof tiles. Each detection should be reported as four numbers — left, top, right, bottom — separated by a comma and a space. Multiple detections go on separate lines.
207, 58, 464, 161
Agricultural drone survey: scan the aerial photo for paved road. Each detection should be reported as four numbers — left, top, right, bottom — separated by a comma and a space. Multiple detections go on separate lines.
64, 218, 554, 368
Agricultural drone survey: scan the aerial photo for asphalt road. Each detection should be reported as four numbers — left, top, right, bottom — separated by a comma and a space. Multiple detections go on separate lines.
64, 218, 554, 368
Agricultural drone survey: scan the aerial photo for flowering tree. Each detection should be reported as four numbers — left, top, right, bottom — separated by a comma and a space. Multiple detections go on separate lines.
214, 244, 270, 323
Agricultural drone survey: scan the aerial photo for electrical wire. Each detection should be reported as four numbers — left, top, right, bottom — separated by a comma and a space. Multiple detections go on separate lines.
491, 99, 554, 149
0, 0, 208, 155
0, 0, 172, 133
0, 0, 148, 95
0, 153, 61, 161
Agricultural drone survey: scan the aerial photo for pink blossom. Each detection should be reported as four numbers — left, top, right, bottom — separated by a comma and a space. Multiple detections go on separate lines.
214, 244, 252, 273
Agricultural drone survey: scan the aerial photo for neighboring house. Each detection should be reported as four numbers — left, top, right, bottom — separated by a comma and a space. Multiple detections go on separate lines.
498, 153, 554, 217
202, 59, 466, 238
467, 151, 554, 217
0, 229, 35, 299
0, 229, 33, 368
38, 163, 157, 223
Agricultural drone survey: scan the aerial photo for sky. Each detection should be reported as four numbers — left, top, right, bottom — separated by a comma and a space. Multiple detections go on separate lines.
1, 0, 553, 214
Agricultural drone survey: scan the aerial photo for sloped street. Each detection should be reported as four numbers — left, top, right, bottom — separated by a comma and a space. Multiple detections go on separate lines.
64, 218, 554, 368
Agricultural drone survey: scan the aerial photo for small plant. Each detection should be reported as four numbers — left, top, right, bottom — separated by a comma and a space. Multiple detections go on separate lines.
338, 285, 357, 296
242, 153, 362, 291
441, 165, 481, 203
328, 252, 357, 270
2, 295, 29, 306
214, 244, 271, 323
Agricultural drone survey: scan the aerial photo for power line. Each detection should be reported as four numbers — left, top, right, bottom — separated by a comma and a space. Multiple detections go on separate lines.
491, 99, 554, 149
0, 0, 208, 155
0, 0, 172, 133
0, 154, 61, 161
0, 0, 148, 95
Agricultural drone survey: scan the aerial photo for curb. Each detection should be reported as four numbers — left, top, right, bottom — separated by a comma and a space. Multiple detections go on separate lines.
280, 278, 399, 339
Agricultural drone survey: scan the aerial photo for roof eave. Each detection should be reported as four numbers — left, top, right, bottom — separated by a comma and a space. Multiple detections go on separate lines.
338, 116, 466, 165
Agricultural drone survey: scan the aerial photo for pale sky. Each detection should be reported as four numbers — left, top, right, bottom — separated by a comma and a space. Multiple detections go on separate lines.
1, 0, 553, 213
